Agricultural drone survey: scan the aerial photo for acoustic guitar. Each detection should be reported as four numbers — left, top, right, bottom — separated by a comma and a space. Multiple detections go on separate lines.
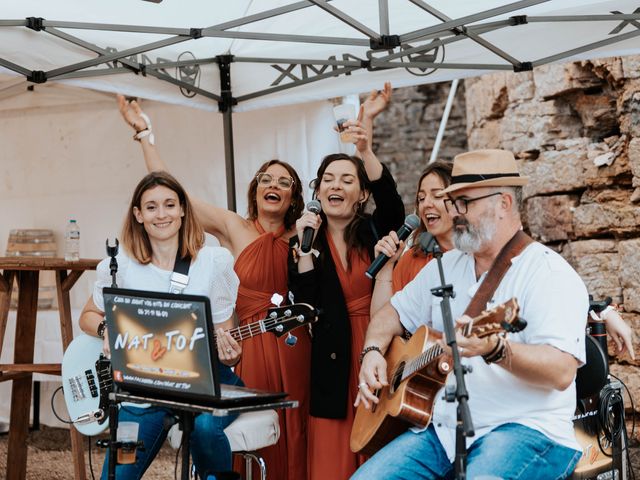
350, 298, 526, 455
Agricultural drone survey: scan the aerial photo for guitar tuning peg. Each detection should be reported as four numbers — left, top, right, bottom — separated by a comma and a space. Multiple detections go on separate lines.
270, 293, 284, 307
285, 332, 298, 347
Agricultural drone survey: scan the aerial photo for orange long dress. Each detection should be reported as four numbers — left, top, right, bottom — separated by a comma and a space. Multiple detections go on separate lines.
233, 221, 311, 480
307, 234, 372, 479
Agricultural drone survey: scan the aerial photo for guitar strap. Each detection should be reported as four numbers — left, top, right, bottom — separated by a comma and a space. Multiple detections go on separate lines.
463, 230, 533, 318
169, 249, 192, 294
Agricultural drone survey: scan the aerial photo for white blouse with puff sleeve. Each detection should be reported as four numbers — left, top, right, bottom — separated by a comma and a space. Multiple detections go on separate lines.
92, 246, 239, 324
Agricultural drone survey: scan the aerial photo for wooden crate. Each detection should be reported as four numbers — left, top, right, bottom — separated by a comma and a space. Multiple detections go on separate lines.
6, 229, 57, 309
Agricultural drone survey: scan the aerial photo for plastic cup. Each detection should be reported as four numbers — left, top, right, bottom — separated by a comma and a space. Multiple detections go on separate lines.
116, 421, 139, 464
333, 103, 357, 143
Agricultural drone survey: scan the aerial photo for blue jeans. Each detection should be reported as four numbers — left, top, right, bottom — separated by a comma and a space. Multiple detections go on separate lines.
351, 423, 581, 480
101, 365, 242, 480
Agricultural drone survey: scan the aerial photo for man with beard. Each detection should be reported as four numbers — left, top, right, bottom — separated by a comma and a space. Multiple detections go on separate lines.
352, 149, 588, 480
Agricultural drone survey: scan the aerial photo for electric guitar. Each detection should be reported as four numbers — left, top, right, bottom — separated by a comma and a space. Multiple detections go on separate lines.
62, 302, 318, 436
350, 298, 526, 456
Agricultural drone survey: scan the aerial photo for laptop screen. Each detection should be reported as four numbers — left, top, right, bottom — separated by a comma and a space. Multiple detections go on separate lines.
103, 287, 221, 402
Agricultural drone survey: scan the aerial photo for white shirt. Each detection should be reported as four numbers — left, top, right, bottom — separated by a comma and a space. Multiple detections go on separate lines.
390, 242, 588, 460
93, 246, 239, 324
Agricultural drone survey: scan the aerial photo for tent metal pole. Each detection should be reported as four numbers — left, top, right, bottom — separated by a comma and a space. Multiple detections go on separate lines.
408, 0, 521, 66
379, 0, 390, 35
222, 108, 237, 212
307, 0, 380, 40
45, 27, 222, 102
46, 35, 189, 78
532, 27, 640, 67
218, 55, 238, 212
211, 0, 335, 32
401, 0, 550, 43
430, 79, 459, 164
202, 29, 368, 46
527, 14, 640, 22
0, 57, 31, 76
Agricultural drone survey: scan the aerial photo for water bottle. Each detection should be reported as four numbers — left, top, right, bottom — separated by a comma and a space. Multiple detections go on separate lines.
64, 219, 80, 262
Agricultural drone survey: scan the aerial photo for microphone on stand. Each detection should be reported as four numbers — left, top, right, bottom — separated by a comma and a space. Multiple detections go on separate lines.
106, 238, 119, 288
418, 232, 440, 255
300, 200, 322, 253
365, 214, 420, 279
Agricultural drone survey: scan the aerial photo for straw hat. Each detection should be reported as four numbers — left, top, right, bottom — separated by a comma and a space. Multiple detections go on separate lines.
440, 149, 528, 195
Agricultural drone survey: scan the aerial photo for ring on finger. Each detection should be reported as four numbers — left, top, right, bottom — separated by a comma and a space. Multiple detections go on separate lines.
358, 382, 368, 390
226, 347, 232, 354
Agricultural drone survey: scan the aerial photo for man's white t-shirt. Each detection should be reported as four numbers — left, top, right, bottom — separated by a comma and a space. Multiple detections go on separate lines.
390, 242, 588, 460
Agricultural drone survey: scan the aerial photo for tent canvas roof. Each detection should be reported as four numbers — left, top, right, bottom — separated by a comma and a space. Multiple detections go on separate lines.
2, 0, 640, 112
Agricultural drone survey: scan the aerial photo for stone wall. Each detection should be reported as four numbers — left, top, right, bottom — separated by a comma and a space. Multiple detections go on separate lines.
370, 58, 639, 410
367, 81, 468, 212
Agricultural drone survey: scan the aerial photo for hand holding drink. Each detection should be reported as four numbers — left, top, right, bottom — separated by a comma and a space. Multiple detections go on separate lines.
333, 103, 358, 143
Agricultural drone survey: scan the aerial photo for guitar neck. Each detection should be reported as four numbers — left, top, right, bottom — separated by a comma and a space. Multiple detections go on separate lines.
403, 344, 444, 381
213, 314, 285, 342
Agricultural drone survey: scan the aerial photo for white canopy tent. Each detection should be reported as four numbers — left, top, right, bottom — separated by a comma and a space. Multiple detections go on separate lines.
3, 0, 640, 209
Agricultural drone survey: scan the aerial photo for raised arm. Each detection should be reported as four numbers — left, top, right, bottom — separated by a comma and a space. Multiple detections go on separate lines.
360, 82, 391, 152
117, 95, 247, 254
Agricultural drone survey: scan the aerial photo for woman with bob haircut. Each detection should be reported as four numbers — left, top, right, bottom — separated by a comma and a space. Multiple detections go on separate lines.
79, 171, 243, 480
288, 136, 405, 477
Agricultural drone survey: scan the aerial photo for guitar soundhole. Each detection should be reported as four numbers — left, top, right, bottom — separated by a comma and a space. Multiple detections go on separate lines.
389, 362, 405, 394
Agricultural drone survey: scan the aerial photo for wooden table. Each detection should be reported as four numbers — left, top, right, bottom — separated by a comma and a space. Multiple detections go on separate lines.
0, 257, 100, 480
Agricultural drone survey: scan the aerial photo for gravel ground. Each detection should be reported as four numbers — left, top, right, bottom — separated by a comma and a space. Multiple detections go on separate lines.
0, 425, 639, 479
0, 426, 179, 479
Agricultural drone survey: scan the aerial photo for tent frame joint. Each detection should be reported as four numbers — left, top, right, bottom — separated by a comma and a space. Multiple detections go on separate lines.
513, 61, 533, 72
190, 28, 203, 39
27, 70, 47, 84
370, 34, 401, 51
217, 54, 237, 113
510, 15, 528, 26
26, 17, 45, 32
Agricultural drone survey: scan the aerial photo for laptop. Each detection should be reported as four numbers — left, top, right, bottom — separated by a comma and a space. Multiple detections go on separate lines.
103, 287, 288, 408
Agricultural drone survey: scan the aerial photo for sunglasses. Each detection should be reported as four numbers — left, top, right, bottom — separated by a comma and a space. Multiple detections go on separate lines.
256, 172, 295, 190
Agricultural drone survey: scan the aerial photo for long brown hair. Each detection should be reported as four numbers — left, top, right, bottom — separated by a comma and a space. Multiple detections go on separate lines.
246, 159, 304, 230
411, 160, 452, 254
121, 171, 204, 264
311, 153, 371, 261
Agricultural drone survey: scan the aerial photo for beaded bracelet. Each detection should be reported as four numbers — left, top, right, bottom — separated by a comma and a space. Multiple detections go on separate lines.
359, 345, 382, 364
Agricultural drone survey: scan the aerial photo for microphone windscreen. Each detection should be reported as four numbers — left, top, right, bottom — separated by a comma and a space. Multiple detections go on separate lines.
404, 214, 420, 230
306, 200, 322, 214
418, 232, 437, 253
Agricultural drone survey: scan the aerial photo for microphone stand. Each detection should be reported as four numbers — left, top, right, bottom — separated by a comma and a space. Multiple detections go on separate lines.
423, 235, 474, 479
105, 238, 120, 480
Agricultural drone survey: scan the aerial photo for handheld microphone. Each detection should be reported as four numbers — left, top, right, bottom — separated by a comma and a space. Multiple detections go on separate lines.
365, 214, 420, 279
418, 232, 440, 254
301, 200, 322, 253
